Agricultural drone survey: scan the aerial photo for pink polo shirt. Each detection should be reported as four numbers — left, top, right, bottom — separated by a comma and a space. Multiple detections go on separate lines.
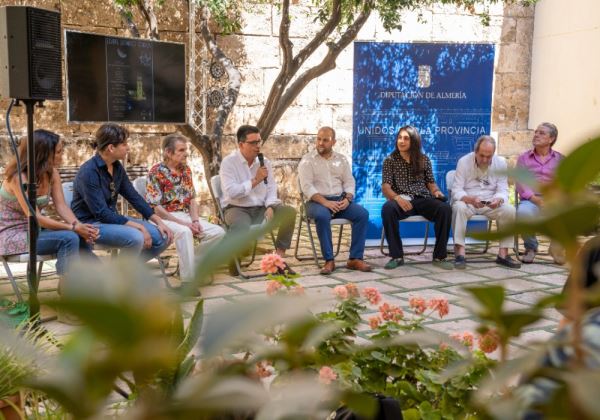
516, 148, 564, 200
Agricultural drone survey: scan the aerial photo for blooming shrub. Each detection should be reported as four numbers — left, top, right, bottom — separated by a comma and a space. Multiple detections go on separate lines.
258, 255, 495, 418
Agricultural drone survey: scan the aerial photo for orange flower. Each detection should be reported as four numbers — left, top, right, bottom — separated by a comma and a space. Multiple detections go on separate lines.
260, 253, 286, 274
369, 316, 381, 330
266, 280, 282, 296
362, 287, 382, 305
345, 283, 360, 298
428, 297, 450, 318
333, 285, 349, 299
409, 296, 427, 315
478, 329, 500, 354
318, 366, 337, 385
378, 302, 404, 321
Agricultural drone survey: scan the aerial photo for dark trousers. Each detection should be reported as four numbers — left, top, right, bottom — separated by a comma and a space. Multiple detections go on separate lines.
381, 197, 451, 260
224, 204, 296, 250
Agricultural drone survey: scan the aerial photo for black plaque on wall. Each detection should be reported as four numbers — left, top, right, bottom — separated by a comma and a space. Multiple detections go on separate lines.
66, 31, 185, 123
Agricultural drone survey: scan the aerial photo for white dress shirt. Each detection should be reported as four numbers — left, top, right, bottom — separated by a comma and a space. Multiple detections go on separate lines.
298, 150, 355, 199
451, 152, 509, 203
220, 150, 281, 208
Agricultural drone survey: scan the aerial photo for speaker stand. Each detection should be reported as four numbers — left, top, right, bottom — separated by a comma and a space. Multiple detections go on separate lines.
20, 99, 44, 320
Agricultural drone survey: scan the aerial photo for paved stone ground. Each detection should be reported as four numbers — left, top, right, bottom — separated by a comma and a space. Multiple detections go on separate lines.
0, 225, 568, 359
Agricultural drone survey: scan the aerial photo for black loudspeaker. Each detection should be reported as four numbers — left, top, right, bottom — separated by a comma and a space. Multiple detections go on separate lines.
0, 6, 62, 100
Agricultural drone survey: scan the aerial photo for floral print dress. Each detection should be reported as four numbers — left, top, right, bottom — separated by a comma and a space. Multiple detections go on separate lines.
0, 185, 50, 255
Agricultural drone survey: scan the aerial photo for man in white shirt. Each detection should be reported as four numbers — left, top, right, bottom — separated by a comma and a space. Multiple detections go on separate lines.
298, 127, 372, 275
220, 125, 296, 275
451, 135, 521, 269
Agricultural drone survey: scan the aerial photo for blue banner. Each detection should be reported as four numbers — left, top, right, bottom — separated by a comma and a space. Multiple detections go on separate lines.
352, 42, 495, 241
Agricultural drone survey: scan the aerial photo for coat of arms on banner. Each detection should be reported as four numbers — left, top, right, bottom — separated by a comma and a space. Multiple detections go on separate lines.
418, 65, 431, 88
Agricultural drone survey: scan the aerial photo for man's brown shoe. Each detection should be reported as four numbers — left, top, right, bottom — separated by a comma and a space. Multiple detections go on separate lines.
346, 259, 372, 272
320, 260, 336, 275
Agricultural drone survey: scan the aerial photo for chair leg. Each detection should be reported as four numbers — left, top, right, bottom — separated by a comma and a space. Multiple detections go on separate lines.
157, 257, 177, 290
380, 228, 389, 256
405, 223, 429, 256
293, 212, 304, 260
234, 254, 265, 279
481, 221, 492, 254
294, 213, 321, 266
36, 261, 44, 289
239, 241, 258, 268
333, 225, 344, 258
2, 258, 24, 303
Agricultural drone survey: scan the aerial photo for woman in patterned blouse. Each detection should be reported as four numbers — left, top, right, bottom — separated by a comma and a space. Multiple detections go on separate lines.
381, 125, 453, 270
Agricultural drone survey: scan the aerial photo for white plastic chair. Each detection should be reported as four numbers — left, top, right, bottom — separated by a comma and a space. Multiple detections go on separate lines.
1, 254, 55, 303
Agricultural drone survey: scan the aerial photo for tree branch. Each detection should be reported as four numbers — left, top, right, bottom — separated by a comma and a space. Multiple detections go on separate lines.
112, 2, 140, 38
257, 0, 342, 139
260, 2, 372, 140
291, 0, 342, 70
137, 0, 159, 40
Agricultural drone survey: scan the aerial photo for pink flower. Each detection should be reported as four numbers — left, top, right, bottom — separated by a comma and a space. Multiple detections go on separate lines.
439, 342, 449, 351
478, 329, 500, 354
333, 285, 349, 300
450, 331, 474, 348
428, 297, 450, 318
461, 331, 474, 348
260, 253, 286, 274
378, 302, 404, 321
255, 362, 272, 378
291, 285, 305, 296
266, 280, 282, 296
368, 316, 381, 330
409, 296, 427, 315
318, 366, 337, 385
345, 283, 360, 298
362, 287, 382, 305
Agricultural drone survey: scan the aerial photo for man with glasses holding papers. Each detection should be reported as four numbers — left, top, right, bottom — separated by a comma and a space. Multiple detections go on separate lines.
450, 135, 520, 269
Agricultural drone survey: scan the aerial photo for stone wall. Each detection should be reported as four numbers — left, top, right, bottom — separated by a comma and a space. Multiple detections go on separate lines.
0, 0, 535, 213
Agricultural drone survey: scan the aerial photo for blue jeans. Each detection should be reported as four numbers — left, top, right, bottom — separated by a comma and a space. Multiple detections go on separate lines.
94, 217, 168, 262
37, 229, 93, 275
306, 196, 369, 261
517, 199, 539, 251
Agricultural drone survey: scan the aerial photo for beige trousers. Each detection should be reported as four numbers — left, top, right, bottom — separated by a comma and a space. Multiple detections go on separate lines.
451, 201, 516, 249
162, 212, 225, 281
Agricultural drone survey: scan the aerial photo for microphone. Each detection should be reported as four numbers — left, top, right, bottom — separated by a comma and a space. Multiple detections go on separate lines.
257, 153, 267, 185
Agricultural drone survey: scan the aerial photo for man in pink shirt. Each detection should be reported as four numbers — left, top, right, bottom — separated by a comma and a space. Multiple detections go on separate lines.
516, 122, 565, 264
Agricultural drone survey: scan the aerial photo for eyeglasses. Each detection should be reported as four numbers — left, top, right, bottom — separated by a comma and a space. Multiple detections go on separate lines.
244, 140, 261, 146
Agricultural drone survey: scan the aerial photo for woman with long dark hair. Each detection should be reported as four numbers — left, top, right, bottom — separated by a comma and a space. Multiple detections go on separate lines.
380, 125, 452, 270
0, 129, 98, 275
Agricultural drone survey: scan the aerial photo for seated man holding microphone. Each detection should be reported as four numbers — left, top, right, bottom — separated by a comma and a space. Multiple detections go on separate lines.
219, 124, 296, 275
